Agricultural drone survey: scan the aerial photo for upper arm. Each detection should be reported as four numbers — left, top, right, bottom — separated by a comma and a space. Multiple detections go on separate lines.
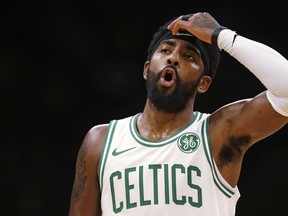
209, 91, 288, 186
229, 92, 286, 143
211, 91, 287, 149
69, 124, 108, 216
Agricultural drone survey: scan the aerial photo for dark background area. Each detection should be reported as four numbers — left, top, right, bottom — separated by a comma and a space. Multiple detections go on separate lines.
1, 1, 287, 215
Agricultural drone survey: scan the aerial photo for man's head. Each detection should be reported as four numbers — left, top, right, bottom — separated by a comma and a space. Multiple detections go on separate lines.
146, 16, 221, 79
143, 15, 221, 113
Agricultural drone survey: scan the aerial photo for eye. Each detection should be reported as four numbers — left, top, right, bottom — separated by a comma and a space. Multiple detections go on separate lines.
160, 48, 171, 54
184, 52, 195, 61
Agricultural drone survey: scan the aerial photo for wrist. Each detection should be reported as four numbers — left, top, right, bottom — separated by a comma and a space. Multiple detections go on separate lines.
211, 26, 227, 47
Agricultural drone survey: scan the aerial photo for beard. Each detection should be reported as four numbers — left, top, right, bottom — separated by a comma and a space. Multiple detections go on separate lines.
146, 67, 201, 113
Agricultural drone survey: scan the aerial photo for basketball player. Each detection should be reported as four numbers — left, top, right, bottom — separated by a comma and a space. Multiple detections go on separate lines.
68, 12, 288, 215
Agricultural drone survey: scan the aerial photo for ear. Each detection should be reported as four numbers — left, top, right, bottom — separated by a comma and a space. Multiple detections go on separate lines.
143, 61, 150, 80
197, 75, 212, 93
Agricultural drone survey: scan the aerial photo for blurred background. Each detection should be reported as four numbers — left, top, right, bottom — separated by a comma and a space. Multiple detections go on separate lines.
1, 1, 287, 215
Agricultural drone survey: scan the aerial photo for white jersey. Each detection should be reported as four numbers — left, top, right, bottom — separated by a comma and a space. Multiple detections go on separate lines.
98, 112, 240, 216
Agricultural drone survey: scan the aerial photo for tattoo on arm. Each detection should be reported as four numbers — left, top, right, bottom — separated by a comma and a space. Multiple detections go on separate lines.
71, 142, 89, 202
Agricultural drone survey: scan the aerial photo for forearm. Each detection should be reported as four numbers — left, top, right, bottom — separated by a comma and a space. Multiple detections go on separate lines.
217, 29, 288, 116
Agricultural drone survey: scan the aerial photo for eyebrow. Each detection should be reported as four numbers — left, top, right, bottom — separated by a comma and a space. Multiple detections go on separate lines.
160, 39, 201, 55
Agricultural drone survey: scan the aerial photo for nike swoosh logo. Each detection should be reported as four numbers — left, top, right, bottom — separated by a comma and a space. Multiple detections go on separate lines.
112, 147, 136, 156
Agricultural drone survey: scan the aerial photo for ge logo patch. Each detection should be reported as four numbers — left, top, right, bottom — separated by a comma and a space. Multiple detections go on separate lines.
177, 132, 200, 153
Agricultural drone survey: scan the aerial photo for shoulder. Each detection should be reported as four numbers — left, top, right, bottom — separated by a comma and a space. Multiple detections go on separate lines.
84, 123, 109, 146
85, 123, 109, 143
80, 115, 137, 157
79, 123, 109, 162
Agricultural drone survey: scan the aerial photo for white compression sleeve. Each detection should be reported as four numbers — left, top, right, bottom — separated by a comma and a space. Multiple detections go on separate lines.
217, 29, 288, 116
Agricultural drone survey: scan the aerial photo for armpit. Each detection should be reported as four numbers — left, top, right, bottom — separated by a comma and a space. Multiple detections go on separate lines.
219, 135, 251, 167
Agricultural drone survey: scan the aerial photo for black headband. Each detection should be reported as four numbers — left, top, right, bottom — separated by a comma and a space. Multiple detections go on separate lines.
150, 31, 210, 75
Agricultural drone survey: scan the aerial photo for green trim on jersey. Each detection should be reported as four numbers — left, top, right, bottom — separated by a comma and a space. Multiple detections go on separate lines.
201, 117, 235, 198
98, 120, 118, 190
130, 111, 204, 147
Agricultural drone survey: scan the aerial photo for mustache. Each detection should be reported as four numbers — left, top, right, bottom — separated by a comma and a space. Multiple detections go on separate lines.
160, 65, 178, 74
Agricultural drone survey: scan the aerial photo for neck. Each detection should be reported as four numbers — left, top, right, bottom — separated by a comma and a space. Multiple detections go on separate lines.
137, 99, 195, 140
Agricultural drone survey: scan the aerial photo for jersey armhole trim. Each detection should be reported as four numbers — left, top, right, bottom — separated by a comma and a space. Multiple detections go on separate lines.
201, 117, 236, 198
98, 120, 118, 190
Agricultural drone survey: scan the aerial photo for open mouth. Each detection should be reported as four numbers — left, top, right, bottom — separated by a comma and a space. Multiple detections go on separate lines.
164, 72, 173, 81
160, 66, 176, 87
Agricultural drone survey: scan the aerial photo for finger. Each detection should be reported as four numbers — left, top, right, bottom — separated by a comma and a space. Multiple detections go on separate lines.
168, 13, 194, 30
169, 20, 190, 35
203, 12, 210, 16
181, 13, 194, 21
167, 16, 182, 30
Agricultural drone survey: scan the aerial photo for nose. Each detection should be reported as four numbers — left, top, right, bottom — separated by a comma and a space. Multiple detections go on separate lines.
167, 54, 179, 67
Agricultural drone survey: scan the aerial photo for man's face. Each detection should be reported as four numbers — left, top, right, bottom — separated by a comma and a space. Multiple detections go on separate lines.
145, 39, 204, 113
